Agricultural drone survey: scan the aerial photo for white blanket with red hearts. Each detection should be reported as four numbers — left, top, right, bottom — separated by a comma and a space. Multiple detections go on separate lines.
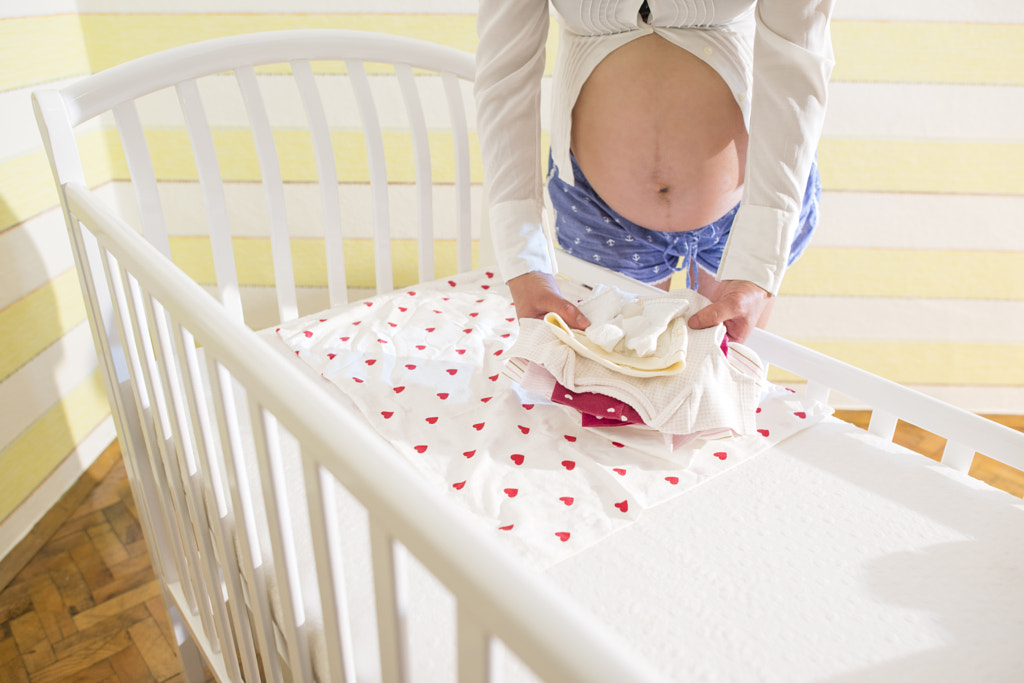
276, 270, 828, 567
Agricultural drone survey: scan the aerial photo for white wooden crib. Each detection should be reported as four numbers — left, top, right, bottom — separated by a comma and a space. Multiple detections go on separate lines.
34, 30, 1024, 683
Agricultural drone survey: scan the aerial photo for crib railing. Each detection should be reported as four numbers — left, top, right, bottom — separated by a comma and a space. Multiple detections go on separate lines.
61, 178, 668, 682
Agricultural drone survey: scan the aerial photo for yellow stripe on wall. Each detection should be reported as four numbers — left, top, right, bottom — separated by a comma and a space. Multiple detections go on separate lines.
171, 236, 480, 290
770, 341, 1024, 387
0, 129, 121, 233
0, 371, 109, 523
818, 139, 1024, 196
0, 268, 87, 383
831, 21, 1024, 86
0, 14, 90, 92
126, 129, 485, 185
780, 248, 1024, 300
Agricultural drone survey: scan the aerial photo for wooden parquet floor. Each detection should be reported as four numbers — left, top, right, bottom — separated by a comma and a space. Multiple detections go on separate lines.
1, 412, 1021, 682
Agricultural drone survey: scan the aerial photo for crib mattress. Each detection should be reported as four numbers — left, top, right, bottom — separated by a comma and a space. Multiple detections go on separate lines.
254, 275, 1024, 682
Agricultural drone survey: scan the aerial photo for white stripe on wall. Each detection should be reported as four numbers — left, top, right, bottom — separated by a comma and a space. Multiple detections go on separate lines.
824, 82, 1024, 142
833, 1, 1023, 23
0, 321, 99, 453
0, 211, 75, 310
769, 297, 1024, 344
814, 193, 1024, 251
73, 1, 477, 14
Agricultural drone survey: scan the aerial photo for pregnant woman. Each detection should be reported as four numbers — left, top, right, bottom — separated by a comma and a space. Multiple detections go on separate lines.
475, 0, 834, 342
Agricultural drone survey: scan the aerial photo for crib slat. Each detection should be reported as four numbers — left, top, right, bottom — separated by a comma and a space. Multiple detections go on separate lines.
457, 604, 491, 683
247, 405, 314, 683
111, 101, 172, 257
396, 63, 435, 283
804, 379, 831, 407
868, 409, 898, 441
347, 58, 394, 294
303, 460, 358, 683
141, 295, 232, 666
205, 358, 286, 683
111, 265, 204, 618
171, 322, 263, 683
176, 78, 245, 322
942, 440, 976, 473
442, 70, 473, 273
291, 59, 349, 308
236, 66, 299, 322
369, 521, 410, 683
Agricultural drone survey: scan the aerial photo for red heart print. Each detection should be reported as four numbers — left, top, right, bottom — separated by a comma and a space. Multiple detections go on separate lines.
758, 428, 770, 437
352, 377, 364, 384
340, 336, 350, 341
452, 481, 465, 490
481, 285, 491, 290
555, 532, 570, 542
611, 442, 625, 448
432, 310, 442, 314
665, 476, 679, 485
388, 322, 397, 328
407, 291, 416, 296
415, 345, 426, 350
295, 350, 300, 356
393, 386, 405, 393
364, 301, 373, 307
522, 404, 534, 410
504, 488, 518, 498
425, 417, 438, 424
365, 359, 376, 365
437, 392, 449, 400
425, 327, 436, 333
561, 460, 576, 471
405, 364, 417, 370
493, 349, 504, 356
303, 330, 313, 338
327, 353, 336, 360
498, 524, 513, 531
486, 271, 495, 278
510, 453, 525, 466
794, 411, 807, 419
398, 306, 408, 312
446, 369, 458, 375
352, 321, 361, 325
448, 280, 457, 287
463, 329, 473, 334
481, 397, 492, 403
786, 387, 796, 393
518, 425, 529, 434
472, 422, 485, 431
505, 318, 515, 322
564, 435, 577, 443
456, 349, 467, 355
756, 407, 762, 413
414, 445, 428, 453
559, 497, 574, 506
614, 500, 629, 513
612, 468, 626, 476
714, 451, 727, 460
488, 374, 499, 382
381, 411, 394, 419
463, 450, 476, 459
469, 312, 479, 317
376, 339, 388, 344
501, 333, 511, 338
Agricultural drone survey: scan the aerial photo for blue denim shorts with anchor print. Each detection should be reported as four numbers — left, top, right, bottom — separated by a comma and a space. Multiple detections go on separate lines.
548, 152, 821, 287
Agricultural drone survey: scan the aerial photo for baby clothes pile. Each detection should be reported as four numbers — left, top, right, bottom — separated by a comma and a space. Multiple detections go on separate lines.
505, 284, 766, 462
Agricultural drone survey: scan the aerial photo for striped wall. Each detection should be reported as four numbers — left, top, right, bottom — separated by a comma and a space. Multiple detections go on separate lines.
1, 1, 1021, 557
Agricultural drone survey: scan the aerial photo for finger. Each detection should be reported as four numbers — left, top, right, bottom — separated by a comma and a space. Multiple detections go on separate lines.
550, 298, 591, 330
687, 300, 732, 330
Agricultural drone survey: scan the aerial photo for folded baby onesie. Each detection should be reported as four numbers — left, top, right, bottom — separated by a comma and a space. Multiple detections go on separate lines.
507, 286, 765, 437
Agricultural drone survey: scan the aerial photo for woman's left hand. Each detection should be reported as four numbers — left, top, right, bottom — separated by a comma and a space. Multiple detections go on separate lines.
687, 279, 770, 343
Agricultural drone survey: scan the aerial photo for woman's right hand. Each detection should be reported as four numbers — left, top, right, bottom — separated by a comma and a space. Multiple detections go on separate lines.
507, 271, 591, 330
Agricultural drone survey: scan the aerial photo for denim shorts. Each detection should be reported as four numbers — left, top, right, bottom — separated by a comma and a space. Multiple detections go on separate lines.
548, 152, 821, 286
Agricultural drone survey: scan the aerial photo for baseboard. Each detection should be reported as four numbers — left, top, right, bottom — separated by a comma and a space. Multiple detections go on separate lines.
0, 417, 117, 592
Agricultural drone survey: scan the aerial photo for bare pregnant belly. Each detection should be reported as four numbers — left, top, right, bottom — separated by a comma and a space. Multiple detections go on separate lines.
570, 34, 748, 233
